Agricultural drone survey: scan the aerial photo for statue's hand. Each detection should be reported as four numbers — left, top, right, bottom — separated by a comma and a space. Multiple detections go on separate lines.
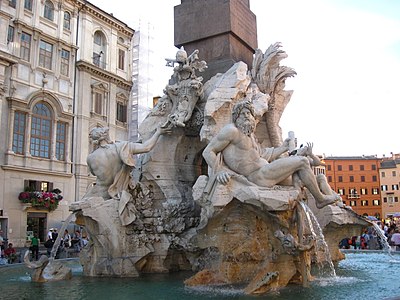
216, 171, 231, 185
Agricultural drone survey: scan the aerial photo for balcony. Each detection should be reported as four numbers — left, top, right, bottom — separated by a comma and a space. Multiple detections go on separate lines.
347, 194, 360, 199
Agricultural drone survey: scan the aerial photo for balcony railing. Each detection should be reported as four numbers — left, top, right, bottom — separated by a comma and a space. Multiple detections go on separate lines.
347, 194, 360, 199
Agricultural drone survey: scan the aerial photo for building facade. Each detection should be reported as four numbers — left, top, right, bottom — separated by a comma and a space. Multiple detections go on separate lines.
379, 156, 400, 219
0, 0, 134, 246
324, 156, 382, 218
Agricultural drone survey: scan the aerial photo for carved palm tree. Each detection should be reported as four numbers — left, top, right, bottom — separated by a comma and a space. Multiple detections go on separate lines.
250, 43, 296, 147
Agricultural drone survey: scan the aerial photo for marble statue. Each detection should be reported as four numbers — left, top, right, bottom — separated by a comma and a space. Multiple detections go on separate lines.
202, 100, 341, 209
82, 125, 170, 226
85, 125, 169, 201
24, 251, 72, 282
251, 42, 296, 147
163, 48, 207, 128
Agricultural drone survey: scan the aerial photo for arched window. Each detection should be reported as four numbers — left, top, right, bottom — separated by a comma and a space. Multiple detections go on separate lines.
44, 0, 54, 21
30, 103, 52, 158
63, 12, 71, 30
93, 31, 107, 69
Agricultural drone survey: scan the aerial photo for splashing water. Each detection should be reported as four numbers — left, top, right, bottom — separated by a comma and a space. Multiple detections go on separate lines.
299, 202, 336, 277
49, 212, 76, 261
370, 222, 391, 254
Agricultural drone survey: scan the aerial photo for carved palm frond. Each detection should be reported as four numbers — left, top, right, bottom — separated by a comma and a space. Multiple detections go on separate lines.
250, 42, 296, 96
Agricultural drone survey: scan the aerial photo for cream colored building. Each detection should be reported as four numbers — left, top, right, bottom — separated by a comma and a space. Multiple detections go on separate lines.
0, 0, 133, 246
379, 156, 400, 219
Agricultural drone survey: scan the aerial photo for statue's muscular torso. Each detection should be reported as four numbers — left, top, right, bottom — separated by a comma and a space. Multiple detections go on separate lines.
218, 124, 268, 176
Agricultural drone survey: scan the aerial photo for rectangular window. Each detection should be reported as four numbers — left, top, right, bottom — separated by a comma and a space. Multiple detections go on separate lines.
328, 176, 332, 182
117, 102, 127, 123
360, 165, 365, 171
60, 49, 70, 76
372, 188, 379, 195
371, 165, 376, 170
327, 165, 331, 171
7, 25, 14, 43
24, 0, 32, 10
361, 200, 368, 206
9, 0, 16, 8
392, 184, 399, 190
381, 172, 385, 178
20, 32, 31, 61
384, 197, 387, 203
338, 188, 345, 195
94, 92, 103, 114
373, 200, 380, 206
396, 197, 399, 202
349, 176, 354, 182
393, 171, 397, 177
349, 165, 353, 171
350, 201, 356, 206
30, 116, 51, 158
338, 176, 343, 182
338, 165, 342, 171
12, 112, 26, 154
118, 49, 125, 70
56, 122, 66, 161
360, 188, 367, 195
39, 40, 53, 69
361, 176, 365, 182
381, 185, 388, 191
372, 175, 377, 182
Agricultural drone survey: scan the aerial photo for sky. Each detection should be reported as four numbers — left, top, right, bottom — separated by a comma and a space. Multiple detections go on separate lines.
90, 0, 400, 158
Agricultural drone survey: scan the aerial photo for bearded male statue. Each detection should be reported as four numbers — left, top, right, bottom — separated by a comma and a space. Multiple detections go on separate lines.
202, 100, 340, 209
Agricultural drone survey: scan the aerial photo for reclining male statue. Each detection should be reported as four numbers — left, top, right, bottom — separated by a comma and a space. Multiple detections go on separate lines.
202, 100, 340, 209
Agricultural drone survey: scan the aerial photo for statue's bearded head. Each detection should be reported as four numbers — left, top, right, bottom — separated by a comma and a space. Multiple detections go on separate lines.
89, 127, 112, 147
232, 100, 256, 136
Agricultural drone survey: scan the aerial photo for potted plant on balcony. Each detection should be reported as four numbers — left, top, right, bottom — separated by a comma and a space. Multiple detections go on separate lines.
18, 189, 63, 211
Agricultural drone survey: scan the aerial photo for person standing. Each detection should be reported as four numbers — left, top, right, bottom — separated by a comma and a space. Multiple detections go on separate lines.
31, 233, 39, 260
63, 229, 71, 248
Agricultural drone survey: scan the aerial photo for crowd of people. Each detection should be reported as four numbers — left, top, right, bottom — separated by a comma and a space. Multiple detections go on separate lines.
41, 228, 88, 259
339, 220, 400, 251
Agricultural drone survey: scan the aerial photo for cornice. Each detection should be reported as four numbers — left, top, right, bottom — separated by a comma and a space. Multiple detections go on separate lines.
76, 60, 132, 90
1, 164, 73, 177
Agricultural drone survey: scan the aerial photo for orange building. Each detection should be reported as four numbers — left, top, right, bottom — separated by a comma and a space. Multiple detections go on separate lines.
324, 156, 381, 218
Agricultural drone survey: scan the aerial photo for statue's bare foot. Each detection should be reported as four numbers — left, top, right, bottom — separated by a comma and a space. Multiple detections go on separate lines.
316, 193, 341, 209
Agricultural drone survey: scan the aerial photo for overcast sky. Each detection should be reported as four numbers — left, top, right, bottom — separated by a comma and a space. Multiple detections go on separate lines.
90, 0, 400, 158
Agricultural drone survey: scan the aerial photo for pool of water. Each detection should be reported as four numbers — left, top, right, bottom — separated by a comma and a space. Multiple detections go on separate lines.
1, 252, 399, 300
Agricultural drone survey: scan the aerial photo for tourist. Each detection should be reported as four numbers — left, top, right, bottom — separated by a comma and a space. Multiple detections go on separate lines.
202, 100, 341, 209
4, 243, 17, 263
51, 228, 58, 242
47, 228, 53, 240
30, 233, 39, 260
63, 229, 72, 248
72, 230, 82, 252
390, 229, 400, 251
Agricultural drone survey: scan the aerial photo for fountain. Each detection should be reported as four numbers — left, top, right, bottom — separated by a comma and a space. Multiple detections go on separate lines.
65, 41, 372, 296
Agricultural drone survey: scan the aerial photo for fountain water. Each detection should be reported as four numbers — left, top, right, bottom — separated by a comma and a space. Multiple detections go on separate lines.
49, 212, 76, 260
299, 202, 336, 277
370, 222, 391, 253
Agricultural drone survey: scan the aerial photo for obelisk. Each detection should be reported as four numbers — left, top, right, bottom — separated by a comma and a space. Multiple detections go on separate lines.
174, 0, 257, 81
